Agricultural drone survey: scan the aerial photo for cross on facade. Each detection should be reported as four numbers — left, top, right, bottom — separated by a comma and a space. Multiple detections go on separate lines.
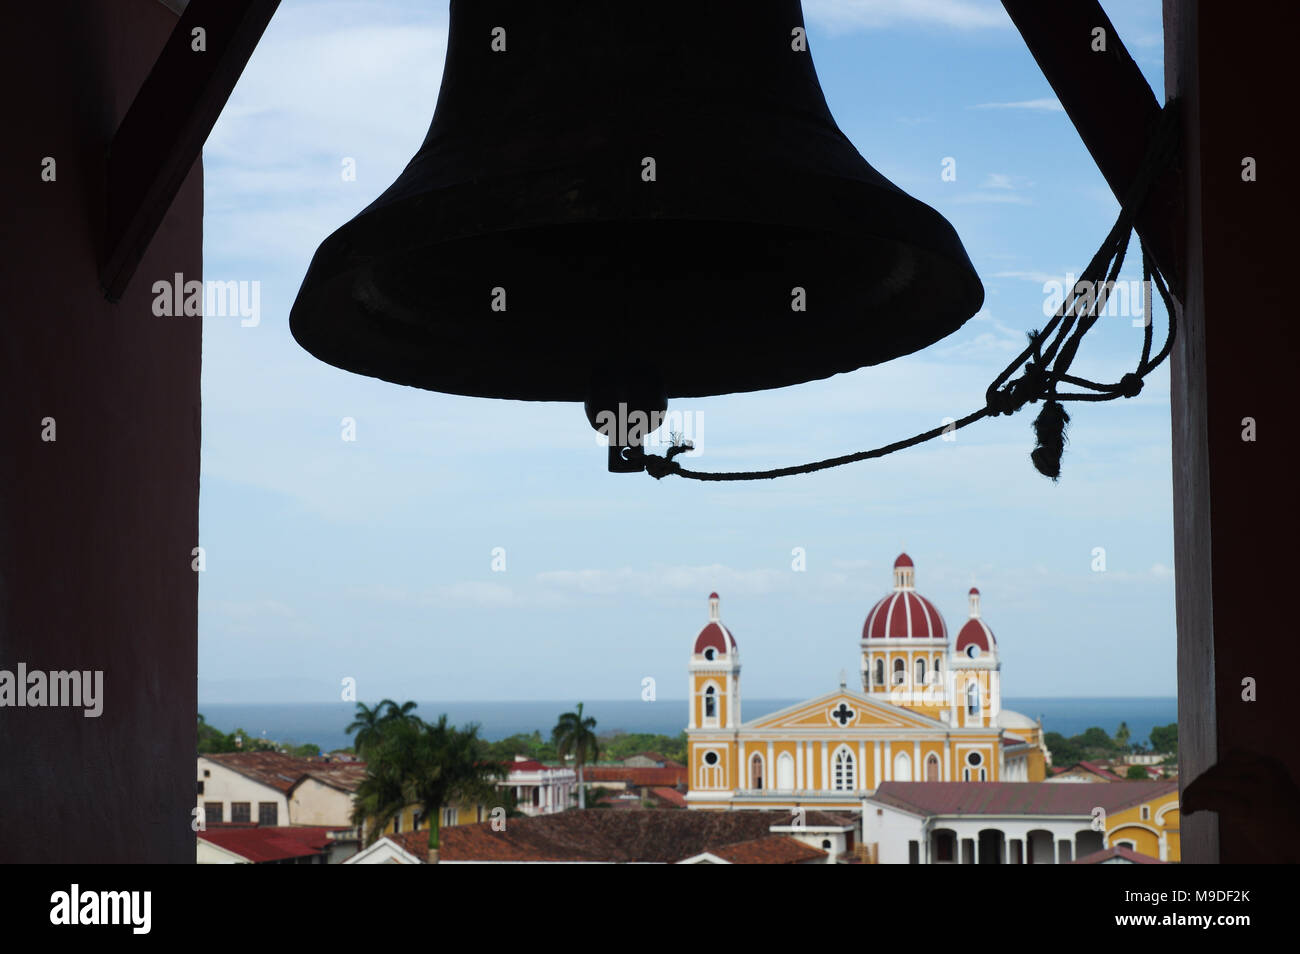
831, 702, 856, 726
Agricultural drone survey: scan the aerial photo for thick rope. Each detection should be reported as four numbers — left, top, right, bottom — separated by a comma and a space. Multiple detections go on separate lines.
643, 105, 1180, 483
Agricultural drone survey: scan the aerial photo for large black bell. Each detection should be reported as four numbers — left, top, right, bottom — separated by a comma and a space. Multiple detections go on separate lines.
290, 1, 983, 446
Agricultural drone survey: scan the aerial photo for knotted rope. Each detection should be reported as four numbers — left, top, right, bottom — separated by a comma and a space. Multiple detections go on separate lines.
643, 105, 1180, 483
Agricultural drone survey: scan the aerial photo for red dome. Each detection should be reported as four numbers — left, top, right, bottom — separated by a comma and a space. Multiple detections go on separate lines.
694, 622, 736, 655
956, 617, 996, 654
864, 590, 947, 639
956, 587, 994, 654
694, 593, 736, 655
865, 555, 945, 640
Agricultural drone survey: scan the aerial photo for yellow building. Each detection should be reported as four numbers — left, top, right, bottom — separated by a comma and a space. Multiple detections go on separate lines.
1105, 786, 1180, 861
687, 554, 1049, 810
374, 799, 488, 843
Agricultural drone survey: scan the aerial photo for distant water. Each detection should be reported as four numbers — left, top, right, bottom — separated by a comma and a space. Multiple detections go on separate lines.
198, 697, 1176, 754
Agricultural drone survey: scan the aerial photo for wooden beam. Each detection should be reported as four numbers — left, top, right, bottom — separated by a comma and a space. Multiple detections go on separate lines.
100, 0, 279, 302
1165, 0, 1300, 864
1000, 0, 1184, 294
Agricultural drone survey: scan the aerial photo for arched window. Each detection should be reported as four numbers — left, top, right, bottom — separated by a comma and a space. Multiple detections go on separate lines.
704, 685, 717, 720
893, 658, 906, 686
893, 750, 912, 782
966, 681, 980, 716
926, 753, 940, 781
874, 659, 884, 687
832, 746, 856, 791
776, 752, 795, 791
750, 752, 764, 790
916, 657, 927, 685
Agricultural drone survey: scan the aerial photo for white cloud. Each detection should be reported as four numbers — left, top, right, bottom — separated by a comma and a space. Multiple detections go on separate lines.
973, 98, 1065, 111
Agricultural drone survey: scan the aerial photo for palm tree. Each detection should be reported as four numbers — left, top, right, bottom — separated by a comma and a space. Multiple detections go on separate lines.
345, 701, 388, 758
1116, 721, 1132, 752
552, 702, 600, 810
380, 699, 420, 724
351, 714, 506, 856
351, 716, 422, 844
408, 716, 505, 854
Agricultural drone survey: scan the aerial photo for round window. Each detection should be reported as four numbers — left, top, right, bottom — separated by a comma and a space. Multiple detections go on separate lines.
704, 751, 719, 766
968, 752, 982, 767
966, 644, 980, 658
704, 647, 716, 660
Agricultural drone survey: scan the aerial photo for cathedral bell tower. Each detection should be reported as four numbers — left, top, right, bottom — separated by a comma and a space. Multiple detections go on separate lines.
952, 587, 1001, 729
688, 593, 740, 730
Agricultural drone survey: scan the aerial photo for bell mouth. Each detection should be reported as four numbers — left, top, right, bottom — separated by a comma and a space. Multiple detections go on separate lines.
290, 193, 982, 404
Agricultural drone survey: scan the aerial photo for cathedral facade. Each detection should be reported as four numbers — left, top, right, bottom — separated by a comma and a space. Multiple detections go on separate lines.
686, 554, 1048, 810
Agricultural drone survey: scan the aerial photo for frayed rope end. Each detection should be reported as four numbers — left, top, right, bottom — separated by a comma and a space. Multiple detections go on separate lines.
1030, 400, 1070, 481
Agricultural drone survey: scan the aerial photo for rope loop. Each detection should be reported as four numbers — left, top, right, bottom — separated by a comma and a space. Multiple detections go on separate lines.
634, 104, 1181, 483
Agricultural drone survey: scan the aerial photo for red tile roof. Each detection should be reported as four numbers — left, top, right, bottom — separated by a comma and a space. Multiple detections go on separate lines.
1075, 760, 1125, 781
870, 781, 1178, 817
197, 825, 341, 863
440, 809, 850, 863
203, 752, 367, 793
623, 752, 684, 767
1072, 845, 1167, 864
583, 766, 688, 787
388, 829, 436, 860
707, 836, 826, 864
650, 787, 688, 808
506, 760, 552, 773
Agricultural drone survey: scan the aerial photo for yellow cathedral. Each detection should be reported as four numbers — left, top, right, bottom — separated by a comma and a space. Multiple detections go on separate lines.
686, 553, 1049, 810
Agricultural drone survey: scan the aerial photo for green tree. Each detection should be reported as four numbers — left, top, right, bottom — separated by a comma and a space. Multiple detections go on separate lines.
352, 712, 506, 852
229, 728, 275, 752
1077, 726, 1115, 751
197, 713, 237, 754
345, 701, 391, 758
1116, 721, 1131, 751
552, 703, 600, 810
380, 699, 420, 724
1126, 765, 1148, 780
481, 730, 558, 762
598, 731, 688, 764
1044, 731, 1083, 766
1149, 722, 1178, 755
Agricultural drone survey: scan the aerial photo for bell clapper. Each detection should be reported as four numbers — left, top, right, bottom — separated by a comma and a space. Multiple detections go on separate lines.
584, 365, 667, 474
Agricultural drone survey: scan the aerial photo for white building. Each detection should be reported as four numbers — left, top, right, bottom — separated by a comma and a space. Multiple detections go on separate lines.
197, 752, 364, 828
862, 780, 1180, 863
502, 757, 577, 815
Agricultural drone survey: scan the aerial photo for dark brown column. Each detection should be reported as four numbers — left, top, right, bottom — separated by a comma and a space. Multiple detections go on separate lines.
1166, 0, 1300, 864
0, 0, 201, 862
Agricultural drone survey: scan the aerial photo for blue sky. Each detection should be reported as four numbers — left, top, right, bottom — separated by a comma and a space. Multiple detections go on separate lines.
197, 0, 1175, 705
